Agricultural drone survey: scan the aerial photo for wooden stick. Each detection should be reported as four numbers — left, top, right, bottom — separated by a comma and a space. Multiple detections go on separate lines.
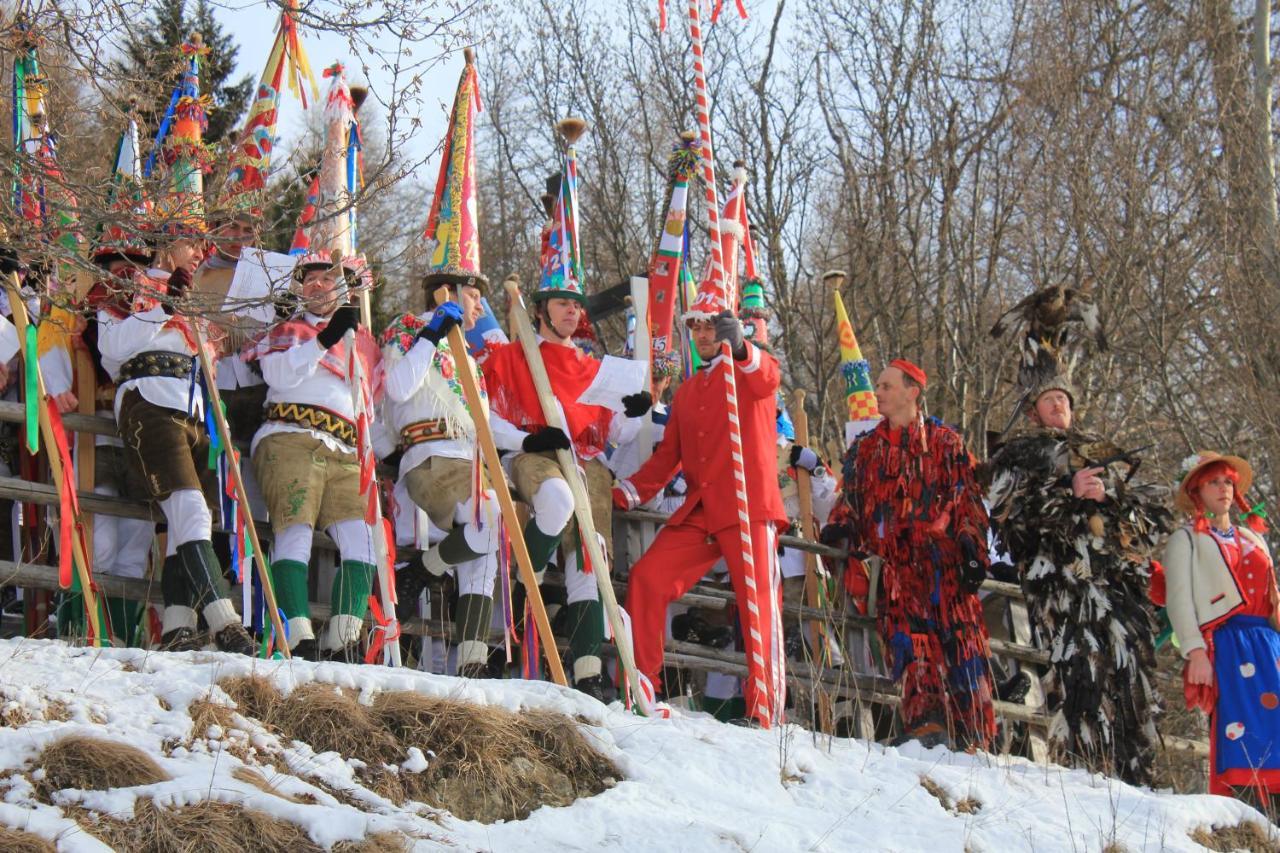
343, 327, 401, 667
188, 321, 290, 658
434, 286, 567, 686
503, 277, 646, 709
4, 273, 105, 645
791, 389, 833, 734
73, 349, 96, 576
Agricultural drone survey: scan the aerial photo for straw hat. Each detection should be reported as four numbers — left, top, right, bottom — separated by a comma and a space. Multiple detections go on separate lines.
1174, 451, 1253, 515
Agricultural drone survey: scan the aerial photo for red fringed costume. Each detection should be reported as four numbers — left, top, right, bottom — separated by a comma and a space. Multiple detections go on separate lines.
829, 416, 997, 746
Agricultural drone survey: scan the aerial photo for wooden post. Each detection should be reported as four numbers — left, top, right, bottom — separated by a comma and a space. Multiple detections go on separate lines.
4, 274, 105, 644
434, 286, 567, 686
629, 276, 653, 464
188, 321, 290, 658
503, 277, 646, 709
791, 389, 833, 733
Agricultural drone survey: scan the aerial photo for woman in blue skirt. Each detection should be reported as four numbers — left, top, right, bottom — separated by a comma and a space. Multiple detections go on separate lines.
1164, 452, 1280, 803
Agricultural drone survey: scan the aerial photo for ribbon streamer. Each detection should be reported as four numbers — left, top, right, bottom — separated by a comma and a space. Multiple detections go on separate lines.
23, 326, 38, 453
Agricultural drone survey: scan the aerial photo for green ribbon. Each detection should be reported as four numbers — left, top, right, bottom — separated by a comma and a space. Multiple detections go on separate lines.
1241, 501, 1269, 524
23, 324, 38, 454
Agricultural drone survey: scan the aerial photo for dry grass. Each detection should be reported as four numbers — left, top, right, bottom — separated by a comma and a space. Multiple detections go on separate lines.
189, 698, 239, 739
36, 735, 169, 799
331, 830, 417, 852
231, 766, 304, 803
1190, 821, 1280, 853
44, 700, 71, 723
73, 798, 324, 853
1, 704, 31, 728
218, 674, 284, 724
0, 824, 56, 853
919, 776, 982, 815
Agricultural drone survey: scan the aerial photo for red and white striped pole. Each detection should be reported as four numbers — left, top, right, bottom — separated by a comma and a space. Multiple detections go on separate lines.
686, 0, 772, 728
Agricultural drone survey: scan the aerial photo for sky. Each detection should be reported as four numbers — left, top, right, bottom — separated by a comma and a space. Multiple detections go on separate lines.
209, 0, 464, 172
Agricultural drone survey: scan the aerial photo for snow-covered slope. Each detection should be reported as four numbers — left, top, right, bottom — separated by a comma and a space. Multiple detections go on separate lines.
0, 638, 1271, 852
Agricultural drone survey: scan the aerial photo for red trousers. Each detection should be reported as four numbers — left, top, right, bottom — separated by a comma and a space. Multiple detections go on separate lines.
625, 504, 782, 724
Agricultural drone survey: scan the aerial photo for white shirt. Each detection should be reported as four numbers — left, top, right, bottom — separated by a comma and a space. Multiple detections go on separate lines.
383, 329, 527, 479
606, 402, 667, 482
251, 313, 360, 455
98, 306, 202, 421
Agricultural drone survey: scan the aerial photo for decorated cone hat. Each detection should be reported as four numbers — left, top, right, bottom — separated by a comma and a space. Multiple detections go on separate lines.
826, 270, 882, 444
152, 33, 212, 238
535, 118, 589, 304
422, 47, 486, 295
93, 111, 152, 266
220, 0, 317, 224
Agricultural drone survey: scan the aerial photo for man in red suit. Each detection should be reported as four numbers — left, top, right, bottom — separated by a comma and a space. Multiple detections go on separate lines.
614, 309, 786, 726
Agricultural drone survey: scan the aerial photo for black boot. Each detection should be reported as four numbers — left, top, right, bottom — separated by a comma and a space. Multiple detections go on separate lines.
574, 675, 608, 703
213, 622, 257, 656
672, 611, 734, 649
159, 626, 203, 652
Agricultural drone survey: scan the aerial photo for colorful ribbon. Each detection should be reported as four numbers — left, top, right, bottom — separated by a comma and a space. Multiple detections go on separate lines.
23, 325, 38, 453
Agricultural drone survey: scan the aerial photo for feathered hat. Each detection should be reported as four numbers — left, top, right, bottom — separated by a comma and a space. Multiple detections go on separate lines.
219, 0, 318, 223
535, 118, 589, 304
150, 33, 212, 238
422, 48, 486, 294
826, 270, 881, 444
92, 112, 152, 266
1027, 371, 1076, 409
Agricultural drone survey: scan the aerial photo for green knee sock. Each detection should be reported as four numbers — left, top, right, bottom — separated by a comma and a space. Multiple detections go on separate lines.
270, 559, 311, 620
160, 555, 189, 608
105, 596, 142, 647
453, 594, 494, 645
566, 599, 604, 662
437, 525, 486, 566
523, 518, 563, 572
332, 560, 375, 620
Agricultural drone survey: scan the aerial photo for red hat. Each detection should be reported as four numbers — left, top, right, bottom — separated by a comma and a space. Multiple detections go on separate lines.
890, 358, 927, 388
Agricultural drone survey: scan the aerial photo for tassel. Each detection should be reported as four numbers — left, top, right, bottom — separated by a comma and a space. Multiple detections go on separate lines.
23, 326, 38, 453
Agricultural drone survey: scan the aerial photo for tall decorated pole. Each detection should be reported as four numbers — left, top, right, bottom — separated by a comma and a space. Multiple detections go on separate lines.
676, 0, 776, 727
646, 131, 700, 364
221, 0, 318, 221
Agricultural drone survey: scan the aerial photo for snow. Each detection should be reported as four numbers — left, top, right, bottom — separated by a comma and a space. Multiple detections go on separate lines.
0, 638, 1270, 852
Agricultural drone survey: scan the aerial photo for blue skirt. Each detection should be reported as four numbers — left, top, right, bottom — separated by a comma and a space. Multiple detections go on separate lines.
1212, 615, 1280, 782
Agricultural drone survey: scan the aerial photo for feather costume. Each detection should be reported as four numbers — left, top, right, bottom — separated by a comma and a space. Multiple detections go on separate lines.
985, 428, 1173, 783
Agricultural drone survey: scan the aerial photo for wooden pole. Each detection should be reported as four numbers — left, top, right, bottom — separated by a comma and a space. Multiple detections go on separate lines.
188, 321, 290, 658
434, 286, 567, 686
791, 389, 833, 733
4, 273, 105, 644
503, 277, 646, 710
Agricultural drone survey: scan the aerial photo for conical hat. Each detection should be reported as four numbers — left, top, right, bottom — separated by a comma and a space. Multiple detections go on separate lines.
535, 118, 589, 304
93, 116, 151, 265
827, 271, 881, 439
422, 48, 487, 294
219, 0, 318, 222
152, 33, 211, 238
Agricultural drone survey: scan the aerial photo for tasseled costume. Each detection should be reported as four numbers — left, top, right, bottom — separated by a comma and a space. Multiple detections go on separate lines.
830, 417, 997, 747
984, 428, 1174, 784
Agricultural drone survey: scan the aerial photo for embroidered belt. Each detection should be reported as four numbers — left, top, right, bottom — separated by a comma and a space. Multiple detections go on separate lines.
118, 351, 194, 383
401, 418, 452, 447
265, 401, 357, 446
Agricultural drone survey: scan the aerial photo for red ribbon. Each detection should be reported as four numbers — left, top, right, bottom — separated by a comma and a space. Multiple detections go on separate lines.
47, 399, 80, 589
363, 594, 401, 664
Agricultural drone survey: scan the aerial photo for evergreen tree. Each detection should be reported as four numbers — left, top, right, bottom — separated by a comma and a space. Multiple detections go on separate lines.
112, 0, 252, 146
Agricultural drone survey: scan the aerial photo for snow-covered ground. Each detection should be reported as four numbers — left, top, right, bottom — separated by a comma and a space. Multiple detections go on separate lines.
0, 638, 1271, 852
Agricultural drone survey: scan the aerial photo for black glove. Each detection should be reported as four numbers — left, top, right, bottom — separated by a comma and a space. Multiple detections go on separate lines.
713, 310, 747, 359
317, 304, 360, 348
789, 445, 821, 473
622, 390, 652, 418
819, 523, 847, 548
522, 426, 572, 454
0, 247, 23, 277
162, 267, 192, 314
418, 300, 464, 346
958, 534, 986, 593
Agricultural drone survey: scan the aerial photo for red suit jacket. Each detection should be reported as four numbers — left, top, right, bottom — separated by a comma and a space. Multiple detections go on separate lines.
615, 342, 786, 533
